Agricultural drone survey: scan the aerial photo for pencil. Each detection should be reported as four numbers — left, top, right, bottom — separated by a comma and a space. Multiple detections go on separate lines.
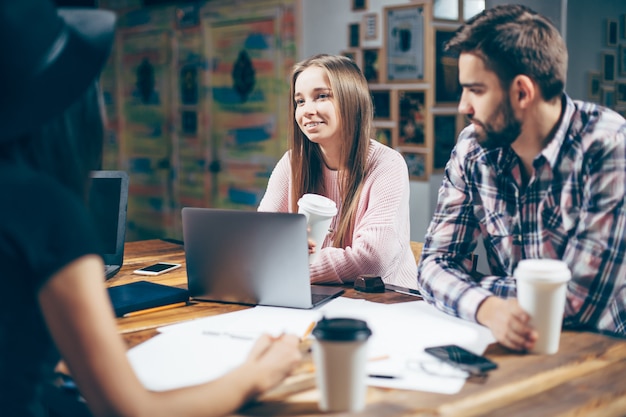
368, 354, 390, 362
301, 321, 316, 342
122, 301, 187, 318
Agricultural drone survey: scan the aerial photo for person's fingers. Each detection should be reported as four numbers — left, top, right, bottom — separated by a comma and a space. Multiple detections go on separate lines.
308, 239, 316, 254
274, 333, 300, 346
502, 328, 529, 351
247, 334, 273, 360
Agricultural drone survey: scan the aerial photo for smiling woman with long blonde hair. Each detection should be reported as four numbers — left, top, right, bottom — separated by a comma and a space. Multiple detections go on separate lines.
259, 54, 417, 288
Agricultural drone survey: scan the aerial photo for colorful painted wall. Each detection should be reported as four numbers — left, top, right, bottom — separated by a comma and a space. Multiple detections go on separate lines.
99, 0, 296, 241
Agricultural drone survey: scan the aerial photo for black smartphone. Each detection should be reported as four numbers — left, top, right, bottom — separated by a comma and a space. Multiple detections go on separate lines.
424, 344, 498, 374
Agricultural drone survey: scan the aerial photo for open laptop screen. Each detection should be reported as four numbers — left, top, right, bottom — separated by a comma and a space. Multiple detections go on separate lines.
87, 170, 129, 277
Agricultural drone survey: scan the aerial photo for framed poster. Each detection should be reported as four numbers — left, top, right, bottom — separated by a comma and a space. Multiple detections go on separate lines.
374, 126, 393, 147
349, 23, 360, 48
620, 44, 626, 77
433, 0, 459, 21
587, 71, 601, 102
352, 0, 367, 11
397, 89, 427, 146
433, 114, 458, 171
400, 148, 429, 180
384, 4, 429, 82
601, 85, 615, 108
362, 48, 381, 83
434, 27, 461, 105
371, 90, 392, 120
617, 82, 626, 105
362, 13, 378, 41
602, 51, 616, 82
607, 19, 618, 47
341, 49, 362, 68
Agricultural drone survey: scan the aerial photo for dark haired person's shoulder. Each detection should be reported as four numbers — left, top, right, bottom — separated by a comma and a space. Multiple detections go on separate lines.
0, 165, 85, 225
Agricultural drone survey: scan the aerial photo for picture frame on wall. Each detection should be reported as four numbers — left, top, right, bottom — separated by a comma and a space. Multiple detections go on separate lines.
587, 71, 601, 102
374, 127, 393, 147
434, 27, 461, 105
362, 48, 381, 83
433, 113, 458, 172
619, 44, 626, 77
349, 23, 360, 48
341, 49, 362, 68
601, 85, 616, 108
397, 89, 427, 146
602, 51, 616, 82
400, 148, 429, 181
362, 13, 378, 41
607, 19, 618, 47
384, 4, 429, 82
371, 90, 392, 120
616, 82, 626, 105
432, 0, 459, 21
352, 0, 367, 11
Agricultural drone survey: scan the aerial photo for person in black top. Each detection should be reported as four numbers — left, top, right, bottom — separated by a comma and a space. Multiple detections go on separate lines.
0, 1, 301, 416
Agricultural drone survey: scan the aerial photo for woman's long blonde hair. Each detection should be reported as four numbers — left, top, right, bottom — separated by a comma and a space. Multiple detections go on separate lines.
288, 54, 372, 248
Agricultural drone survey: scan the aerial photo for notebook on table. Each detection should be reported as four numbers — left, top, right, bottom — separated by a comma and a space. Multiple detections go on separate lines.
107, 280, 189, 317
87, 170, 129, 279
181, 207, 344, 309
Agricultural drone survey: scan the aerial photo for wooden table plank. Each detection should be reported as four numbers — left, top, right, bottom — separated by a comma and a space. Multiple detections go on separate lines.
115, 240, 626, 417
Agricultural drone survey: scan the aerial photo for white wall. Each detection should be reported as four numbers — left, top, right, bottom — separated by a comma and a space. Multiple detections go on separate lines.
299, 0, 415, 59
566, 0, 626, 101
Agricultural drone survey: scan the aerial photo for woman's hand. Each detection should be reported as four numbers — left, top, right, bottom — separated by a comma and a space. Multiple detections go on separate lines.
308, 238, 316, 255
243, 334, 302, 397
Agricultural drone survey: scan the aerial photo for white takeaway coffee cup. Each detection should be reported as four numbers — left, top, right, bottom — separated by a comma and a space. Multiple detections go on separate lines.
311, 317, 372, 412
514, 259, 572, 354
297, 193, 338, 263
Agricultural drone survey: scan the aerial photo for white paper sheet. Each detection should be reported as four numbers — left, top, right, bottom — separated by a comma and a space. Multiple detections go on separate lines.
127, 331, 255, 391
129, 298, 495, 394
157, 303, 325, 338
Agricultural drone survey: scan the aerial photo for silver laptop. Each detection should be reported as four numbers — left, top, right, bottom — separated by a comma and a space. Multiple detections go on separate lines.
181, 207, 344, 309
88, 170, 129, 279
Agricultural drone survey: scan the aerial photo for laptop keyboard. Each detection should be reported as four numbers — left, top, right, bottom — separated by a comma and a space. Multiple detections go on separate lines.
104, 264, 120, 279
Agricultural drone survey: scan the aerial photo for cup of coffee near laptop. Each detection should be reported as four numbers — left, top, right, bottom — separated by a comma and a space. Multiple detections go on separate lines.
514, 259, 572, 354
297, 194, 338, 263
312, 317, 372, 412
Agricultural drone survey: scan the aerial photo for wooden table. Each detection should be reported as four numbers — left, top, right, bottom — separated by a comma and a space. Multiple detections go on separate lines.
106, 240, 626, 416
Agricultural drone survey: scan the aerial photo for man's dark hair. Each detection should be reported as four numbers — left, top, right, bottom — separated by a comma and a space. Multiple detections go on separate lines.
446, 4, 567, 100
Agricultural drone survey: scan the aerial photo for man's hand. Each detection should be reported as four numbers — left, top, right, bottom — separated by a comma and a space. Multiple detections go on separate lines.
477, 296, 537, 351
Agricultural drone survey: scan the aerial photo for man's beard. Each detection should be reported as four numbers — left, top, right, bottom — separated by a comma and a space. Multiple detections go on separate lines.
469, 98, 522, 150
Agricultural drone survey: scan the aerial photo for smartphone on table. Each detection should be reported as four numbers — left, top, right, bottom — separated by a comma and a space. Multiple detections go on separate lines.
424, 344, 498, 375
133, 262, 181, 276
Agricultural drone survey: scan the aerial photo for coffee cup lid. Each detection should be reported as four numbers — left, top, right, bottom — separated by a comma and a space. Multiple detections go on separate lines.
514, 259, 571, 283
312, 317, 372, 342
297, 193, 338, 216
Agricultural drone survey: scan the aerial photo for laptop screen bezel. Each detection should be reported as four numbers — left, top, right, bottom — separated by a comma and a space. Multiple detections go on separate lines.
88, 170, 129, 265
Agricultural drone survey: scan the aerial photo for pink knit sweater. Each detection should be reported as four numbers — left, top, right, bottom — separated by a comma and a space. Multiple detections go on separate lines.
258, 140, 417, 288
